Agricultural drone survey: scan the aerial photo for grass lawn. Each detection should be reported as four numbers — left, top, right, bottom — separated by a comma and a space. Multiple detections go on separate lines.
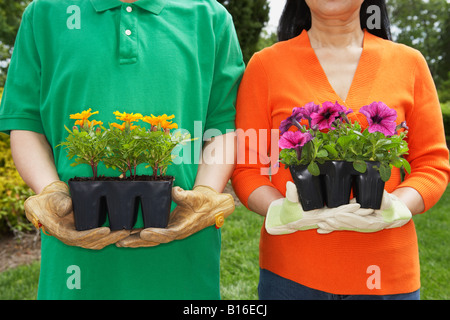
1, 187, 449, 300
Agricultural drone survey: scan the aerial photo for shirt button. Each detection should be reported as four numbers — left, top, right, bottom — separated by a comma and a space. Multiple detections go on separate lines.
125, 29, 132, 36
126, 6, 132, 12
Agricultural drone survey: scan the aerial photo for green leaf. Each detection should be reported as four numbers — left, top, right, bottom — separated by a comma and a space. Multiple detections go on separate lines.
391, 156, 403, 169
316, 149, 328, 158
307, 161, 320, 176
379, 163, 392, 182
64, 125, 72, 134
353, 160, 367, 173
375, 139, 391, 148
323, 144, 338, 158
337, 135, 353, 148
400, 157, 411, 174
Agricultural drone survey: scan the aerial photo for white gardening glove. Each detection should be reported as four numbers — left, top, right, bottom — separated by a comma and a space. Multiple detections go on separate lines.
265, 181, 366, 235
317, 190, 412, 234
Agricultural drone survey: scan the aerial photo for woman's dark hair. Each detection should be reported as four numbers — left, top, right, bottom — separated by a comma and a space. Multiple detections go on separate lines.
277, 0, 392, 41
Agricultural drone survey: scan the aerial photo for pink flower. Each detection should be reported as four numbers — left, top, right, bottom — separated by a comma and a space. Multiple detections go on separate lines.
279, 130, 313, 150
280, 102, 321, 134
311, 101, 347, 130
298, 102, 320, 120
360, 101, 397, 136
279, 108, 303, 134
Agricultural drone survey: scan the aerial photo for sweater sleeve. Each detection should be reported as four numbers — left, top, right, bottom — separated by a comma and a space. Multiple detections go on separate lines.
397, 51, 450, 212
231, 53, 277, 208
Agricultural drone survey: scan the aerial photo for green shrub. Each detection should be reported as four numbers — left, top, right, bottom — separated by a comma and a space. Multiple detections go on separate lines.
441, 102, 450, 141
0, 133, 35, 236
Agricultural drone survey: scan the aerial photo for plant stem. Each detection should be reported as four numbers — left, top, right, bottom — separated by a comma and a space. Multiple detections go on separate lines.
127, 159, 132, 178
90, 160, 97, 180
153, 162, 159, 179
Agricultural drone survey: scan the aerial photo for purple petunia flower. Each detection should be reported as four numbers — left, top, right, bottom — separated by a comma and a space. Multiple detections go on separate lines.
280, 102, 321, 134
396, 121, 409, 133
279, 130, 313, 150
360, 101, 397, 136
279, 107, 303, 134
310, 101, 345, 130
299, 102, 320, 120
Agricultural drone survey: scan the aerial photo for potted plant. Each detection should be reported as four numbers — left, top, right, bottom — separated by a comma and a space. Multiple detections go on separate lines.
279, 101, 410, 210
59, 109, 191, 231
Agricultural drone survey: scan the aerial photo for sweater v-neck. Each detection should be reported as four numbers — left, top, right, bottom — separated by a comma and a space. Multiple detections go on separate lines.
294, 29, 384, 110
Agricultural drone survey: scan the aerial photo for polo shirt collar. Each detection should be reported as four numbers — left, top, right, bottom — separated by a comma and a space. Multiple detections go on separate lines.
90, 0, 167, 15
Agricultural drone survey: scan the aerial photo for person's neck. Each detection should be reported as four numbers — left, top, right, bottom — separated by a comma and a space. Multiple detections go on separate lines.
307, 11, 364, 49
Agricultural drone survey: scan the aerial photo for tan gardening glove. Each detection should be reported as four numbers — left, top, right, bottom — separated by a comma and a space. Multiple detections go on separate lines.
24, 181, 130, 250
116, 185, 235, 248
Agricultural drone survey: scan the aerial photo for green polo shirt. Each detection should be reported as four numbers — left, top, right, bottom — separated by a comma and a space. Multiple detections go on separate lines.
0, 0, 244, 299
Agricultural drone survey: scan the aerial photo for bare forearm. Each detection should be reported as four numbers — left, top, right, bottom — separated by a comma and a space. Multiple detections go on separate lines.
194, 132, 236, 192
247, 185, 284, 217
10, 130, 60, 194
392, 187, 425, 215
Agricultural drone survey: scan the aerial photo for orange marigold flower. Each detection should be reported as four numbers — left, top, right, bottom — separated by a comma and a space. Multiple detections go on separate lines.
90, 120, 103, 127
160, 120, 178, 130
74, 119, 85, 127
111, 122, 126, 131
160, 114, 175, 121
111, 122, 138, 131
142, 114, 177, 130
70, 108, 99, 120
114, 111, 143, 123
142, 115, 160, 126
74, 119, 103, 129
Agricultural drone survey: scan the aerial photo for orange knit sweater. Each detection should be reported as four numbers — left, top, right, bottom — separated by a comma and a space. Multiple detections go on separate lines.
231, 30, 450, 295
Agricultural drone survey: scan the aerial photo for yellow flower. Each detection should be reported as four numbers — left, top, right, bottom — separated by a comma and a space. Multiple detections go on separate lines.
113, 111, 143, 123
142, 115, 160, 126
160, 120, 178, 130
90, 120, 103, 127
74, 119, 103, 129
111, 122, 126, 131
111, 122, 138, 131
74, 119, 85, 127
142, 114, 177, 130
70, 108, 99, 120
160, 114, 175, 122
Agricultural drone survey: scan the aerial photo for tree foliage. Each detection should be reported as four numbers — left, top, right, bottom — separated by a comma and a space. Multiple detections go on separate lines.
218, 0, 269, 63
0, 0, 31, 87
388, 0, 450, 93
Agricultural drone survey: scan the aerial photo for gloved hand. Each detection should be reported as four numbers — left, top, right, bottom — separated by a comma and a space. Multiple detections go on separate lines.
317, 190, 412, 234
24, 181, 130, 250
116, 185, 235, 248
265, 181, 367, 235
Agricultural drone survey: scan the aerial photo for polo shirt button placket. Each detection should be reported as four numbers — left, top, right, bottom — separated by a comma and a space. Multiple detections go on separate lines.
119, 4, 138, 64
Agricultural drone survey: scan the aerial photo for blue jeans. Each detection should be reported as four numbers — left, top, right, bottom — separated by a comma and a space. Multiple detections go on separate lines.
258, 269, 420, 300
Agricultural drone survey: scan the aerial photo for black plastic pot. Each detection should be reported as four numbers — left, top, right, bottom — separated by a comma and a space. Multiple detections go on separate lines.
140, 179, 173, 229
319, 161, 354, 208
68, 180, 108, 231
68, 177, 173, 231
289, 160, 386, 211
353, 161, 385, 209
289, 165, 324, 211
